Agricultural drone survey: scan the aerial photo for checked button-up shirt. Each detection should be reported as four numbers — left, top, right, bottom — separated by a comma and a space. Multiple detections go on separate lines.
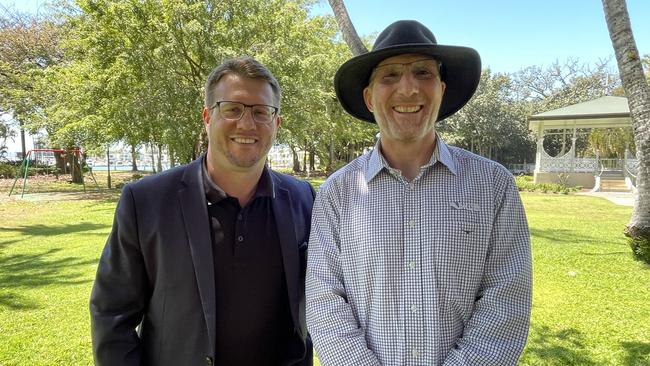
306, 137, 532, 366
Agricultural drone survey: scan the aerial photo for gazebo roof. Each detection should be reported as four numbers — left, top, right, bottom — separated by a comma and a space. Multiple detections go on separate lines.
529, 96, 631, 130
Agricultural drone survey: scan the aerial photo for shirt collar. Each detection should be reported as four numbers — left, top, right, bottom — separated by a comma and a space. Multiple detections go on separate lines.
201, 155, 275, 204
364, 134, 457, 183
437, 137, 457, 175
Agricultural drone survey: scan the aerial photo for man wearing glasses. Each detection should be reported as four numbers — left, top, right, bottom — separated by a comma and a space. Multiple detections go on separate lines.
306, 20, 532, 365
91, 56, 314, 366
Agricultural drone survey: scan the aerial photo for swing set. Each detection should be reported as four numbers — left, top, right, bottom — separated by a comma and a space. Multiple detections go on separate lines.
8, 148, 100, 197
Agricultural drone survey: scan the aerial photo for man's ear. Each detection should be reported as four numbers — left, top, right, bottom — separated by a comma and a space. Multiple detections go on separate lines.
202, 107, 210, 129
275, 115, 282, 129
363, 86, 373, 113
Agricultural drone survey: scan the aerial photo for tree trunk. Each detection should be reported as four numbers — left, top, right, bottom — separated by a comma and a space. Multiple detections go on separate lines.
106, 146, 112, 189
68, 151, 83, 183
290, 145, 301, 173
169, 147, 176, 168
54, 151, 65, 176
195, 128, 207, 161
328, 0, 368, 56
19, 120, 26, 159
131, 144, 138, 171
150, 143, 156, 173
309, 150, 316, 172
602, 0, 650, 262
157, 144, 163, 172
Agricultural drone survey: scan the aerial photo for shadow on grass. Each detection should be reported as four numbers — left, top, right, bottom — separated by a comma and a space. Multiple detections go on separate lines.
6, 190, 120, 203
530, 227, 603, 245
0, 238, 22, 250
522, 325, 598, 365
580, 251, 631, 256
0, 292, 39, 310
621, 341, 650, 366
1, 222, 108, 237
0, 248, 95, 310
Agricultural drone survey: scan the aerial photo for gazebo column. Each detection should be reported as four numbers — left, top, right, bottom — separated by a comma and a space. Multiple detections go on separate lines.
569, 122, 577, 172
534, 124, 545, 173
570, 136, 577, 172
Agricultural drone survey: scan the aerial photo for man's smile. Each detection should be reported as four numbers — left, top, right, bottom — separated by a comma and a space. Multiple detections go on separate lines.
393, 105, 423, 113
231, 137, 258, 144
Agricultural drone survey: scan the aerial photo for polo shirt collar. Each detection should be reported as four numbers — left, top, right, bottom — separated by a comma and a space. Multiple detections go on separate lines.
201, 155, 274, 204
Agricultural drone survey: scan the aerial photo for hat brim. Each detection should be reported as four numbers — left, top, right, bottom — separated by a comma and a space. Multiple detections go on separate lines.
334, 44, 481, 123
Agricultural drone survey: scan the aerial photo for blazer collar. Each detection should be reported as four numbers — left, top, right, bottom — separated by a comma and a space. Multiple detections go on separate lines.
269, 172, 303, 335
178, 156, 216, 353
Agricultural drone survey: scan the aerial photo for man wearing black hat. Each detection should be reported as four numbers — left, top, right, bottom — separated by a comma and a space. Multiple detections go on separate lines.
306, 20, 532, 365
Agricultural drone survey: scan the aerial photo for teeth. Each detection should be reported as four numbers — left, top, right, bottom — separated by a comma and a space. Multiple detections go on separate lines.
233, 138, 256, 144
394, 105, 421, 113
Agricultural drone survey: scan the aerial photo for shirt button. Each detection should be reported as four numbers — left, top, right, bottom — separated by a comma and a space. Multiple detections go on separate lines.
410, 304, 418, 313
237, 235, 244, 242
411, 348, 419, 357
408, 261, 416, 269
408, 219, 416, 228
206, 356, 213, 365
237, 214, 243, 221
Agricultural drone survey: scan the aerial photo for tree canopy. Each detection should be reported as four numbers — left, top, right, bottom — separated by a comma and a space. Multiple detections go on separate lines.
0, 0, 637, 172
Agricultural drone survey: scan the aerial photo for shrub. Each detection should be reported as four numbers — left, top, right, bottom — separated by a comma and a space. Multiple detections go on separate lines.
0, 162, 19, 178
628, 228, 650, 264
514, 175, 581, 194
0, 161, 65, 178
115, 172, 146, 190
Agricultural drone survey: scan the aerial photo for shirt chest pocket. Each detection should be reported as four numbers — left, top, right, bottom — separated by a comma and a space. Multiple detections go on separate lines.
431, 220, 490, 298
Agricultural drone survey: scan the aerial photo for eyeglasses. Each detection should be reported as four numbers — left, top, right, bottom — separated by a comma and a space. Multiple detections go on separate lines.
372, 59, 442, 85
210, 101, 279, 124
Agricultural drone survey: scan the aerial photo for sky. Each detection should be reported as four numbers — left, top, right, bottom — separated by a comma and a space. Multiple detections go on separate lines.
2, 0, 648, 152
1, 0, 648, 74
310, 0, 650, 74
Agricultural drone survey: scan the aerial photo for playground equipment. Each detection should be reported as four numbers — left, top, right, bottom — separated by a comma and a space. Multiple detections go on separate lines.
8, 148, 100, 197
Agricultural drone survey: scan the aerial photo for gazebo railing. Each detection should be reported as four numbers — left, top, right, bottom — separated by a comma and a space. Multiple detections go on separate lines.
539, 156, 598, 173
599, 158, 623, 172
624, 159, 638, 192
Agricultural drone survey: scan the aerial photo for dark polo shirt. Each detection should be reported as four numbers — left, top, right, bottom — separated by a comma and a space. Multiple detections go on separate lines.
202, 159, 293, 365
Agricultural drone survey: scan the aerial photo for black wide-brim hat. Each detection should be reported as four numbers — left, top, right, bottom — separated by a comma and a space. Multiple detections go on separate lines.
334, 20, 481, 123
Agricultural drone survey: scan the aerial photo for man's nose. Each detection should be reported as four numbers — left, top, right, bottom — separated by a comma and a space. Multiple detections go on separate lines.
396, 71, 419, 96
237, 108, 256, 130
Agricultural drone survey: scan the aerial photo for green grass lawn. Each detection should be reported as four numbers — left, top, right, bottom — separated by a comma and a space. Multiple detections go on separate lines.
0, 191, 648, 365
0, 170, 149, 196
0, 196, 118, 365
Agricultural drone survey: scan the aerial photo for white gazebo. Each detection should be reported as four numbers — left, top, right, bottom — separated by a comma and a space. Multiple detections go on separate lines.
528, 96, 637, 190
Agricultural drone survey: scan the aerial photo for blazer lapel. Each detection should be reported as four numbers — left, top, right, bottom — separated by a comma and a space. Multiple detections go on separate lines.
272, 184, 301, 332
178, 158, 216, 353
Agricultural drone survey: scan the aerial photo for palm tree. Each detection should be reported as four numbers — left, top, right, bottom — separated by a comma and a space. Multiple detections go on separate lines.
602, 0, 650, 262
327, 0, 367, 56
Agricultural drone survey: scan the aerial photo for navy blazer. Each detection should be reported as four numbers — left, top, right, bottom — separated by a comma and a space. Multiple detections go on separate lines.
90, 157, 315, 366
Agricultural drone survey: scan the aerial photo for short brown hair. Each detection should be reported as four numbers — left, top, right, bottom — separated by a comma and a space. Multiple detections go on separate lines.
204, 56, 281, 111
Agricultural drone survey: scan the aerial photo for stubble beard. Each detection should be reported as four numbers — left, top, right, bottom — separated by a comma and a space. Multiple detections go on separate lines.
223, 133, 275, 169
